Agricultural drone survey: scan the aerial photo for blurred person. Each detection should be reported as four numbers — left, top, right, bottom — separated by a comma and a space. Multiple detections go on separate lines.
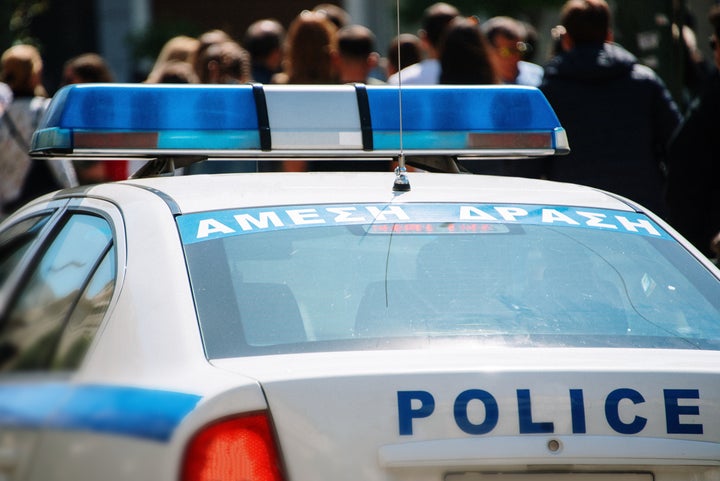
273, 10, 338, 85
333, 24, 383, 84
145, 60, 200, 84
312, 3, 351, 29
277, 11, 390, 172
481, 16, 543, 86
665, 4, 720, 259
440, 16, 499, 85
439, 17, 502, 175
186, 40, 254, 175
387, 2, 460, 85
1, 45, 47, 97
304, 24, 394, 171
0, 45, 77, 216
62, 53, 114, 85
385, 33, 422, 78
193, 29, 233, 81
243, 19, 285, 84
142, 36, 201, 179
61, 52, 126, 183
275, 10, 337, 171
512, 0, 681, 218
145, 35, 200, 83
677, 21, 711, 108
196, 40, 251, 84
157, 35, 200, 65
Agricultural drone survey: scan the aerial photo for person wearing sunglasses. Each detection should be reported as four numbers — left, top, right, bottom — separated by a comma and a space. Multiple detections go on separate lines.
481, 16, 543, 87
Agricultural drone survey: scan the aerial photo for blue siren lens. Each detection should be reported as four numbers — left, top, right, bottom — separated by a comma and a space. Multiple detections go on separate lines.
31, 83, 568, 156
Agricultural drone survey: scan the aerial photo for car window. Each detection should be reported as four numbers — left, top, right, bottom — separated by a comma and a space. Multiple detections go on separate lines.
0, 214, 52, 286
180, 203, 720, 358
51, 246, 116, 370
0, 213, 115, 372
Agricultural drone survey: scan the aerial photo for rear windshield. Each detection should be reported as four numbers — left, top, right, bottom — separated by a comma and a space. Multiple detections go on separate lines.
178, 203, 720, 358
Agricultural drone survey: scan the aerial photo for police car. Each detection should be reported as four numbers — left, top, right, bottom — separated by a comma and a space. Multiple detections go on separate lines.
1, 83, 719, 481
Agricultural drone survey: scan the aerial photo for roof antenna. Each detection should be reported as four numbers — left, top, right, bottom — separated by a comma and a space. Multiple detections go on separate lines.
392, 0, 410, 192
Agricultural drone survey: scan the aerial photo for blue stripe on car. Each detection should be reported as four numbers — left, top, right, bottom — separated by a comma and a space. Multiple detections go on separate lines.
0, 383, 201, 442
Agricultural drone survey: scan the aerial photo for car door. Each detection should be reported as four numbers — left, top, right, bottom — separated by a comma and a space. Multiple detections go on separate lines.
0, 199, 120, 481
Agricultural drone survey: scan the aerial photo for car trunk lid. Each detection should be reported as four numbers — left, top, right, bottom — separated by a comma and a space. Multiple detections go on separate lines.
212, 347, 720, 480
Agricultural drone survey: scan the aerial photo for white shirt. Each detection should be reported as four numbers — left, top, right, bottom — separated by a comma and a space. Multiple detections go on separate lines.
515, 61, 544, 87
387, 59, 441, 85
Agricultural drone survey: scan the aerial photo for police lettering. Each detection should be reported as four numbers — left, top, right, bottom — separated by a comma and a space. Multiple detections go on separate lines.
397, 388, 702, 436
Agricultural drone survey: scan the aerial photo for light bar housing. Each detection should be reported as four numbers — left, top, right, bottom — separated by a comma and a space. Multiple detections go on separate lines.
31, 83, 569, 159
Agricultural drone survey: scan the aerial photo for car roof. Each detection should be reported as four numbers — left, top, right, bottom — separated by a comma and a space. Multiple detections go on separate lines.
111, 171, 635, 215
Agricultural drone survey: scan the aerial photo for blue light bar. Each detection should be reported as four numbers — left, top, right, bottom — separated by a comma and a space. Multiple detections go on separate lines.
31, 83, 569, 158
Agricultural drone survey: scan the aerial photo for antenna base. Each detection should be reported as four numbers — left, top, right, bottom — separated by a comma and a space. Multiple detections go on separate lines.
393, 165, 411, 192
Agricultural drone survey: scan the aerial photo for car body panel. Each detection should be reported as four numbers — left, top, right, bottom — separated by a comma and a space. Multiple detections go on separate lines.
125, 172, 637, 214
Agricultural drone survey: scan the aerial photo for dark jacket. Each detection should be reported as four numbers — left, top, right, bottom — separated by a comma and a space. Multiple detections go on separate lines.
666, 69, 720, 257
531, 42, 682, 217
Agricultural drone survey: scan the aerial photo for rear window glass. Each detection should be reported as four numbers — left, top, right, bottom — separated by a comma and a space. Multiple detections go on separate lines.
178, 203, 720, 358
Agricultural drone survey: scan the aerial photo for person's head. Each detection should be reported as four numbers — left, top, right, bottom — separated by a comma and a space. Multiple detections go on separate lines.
333, 24, 379, 83
145, 60, 200, 84
146, 35, 200, 83
197, 40, 251, 84
193, 29, 233, 78
0, 44, 46, 97
386, 33, 422, 77
709, 4, 720, 69
62, 53, 114, 85
440, 16, 499, 85
243, 19, 285, 72
282, 10, 338, 84
197, 29, 233, 50
386, 33, 422, 76
481, 16, 533, 83
312, 3, 351, 29
420, 2, 461, 58
560, 0, 612, 49
154, 36, 200, 68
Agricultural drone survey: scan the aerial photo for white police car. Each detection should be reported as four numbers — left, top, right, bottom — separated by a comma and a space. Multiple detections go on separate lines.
1, 83, 719, 481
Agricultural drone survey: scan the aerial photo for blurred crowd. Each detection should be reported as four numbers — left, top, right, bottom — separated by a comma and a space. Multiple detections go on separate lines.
0, 0, 718, 261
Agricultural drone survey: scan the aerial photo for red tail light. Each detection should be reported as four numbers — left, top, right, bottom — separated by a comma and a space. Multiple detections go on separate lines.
181, 413, 285, 481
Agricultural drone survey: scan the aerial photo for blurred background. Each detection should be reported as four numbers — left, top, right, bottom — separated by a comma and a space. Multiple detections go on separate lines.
0, 0, 717, 105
